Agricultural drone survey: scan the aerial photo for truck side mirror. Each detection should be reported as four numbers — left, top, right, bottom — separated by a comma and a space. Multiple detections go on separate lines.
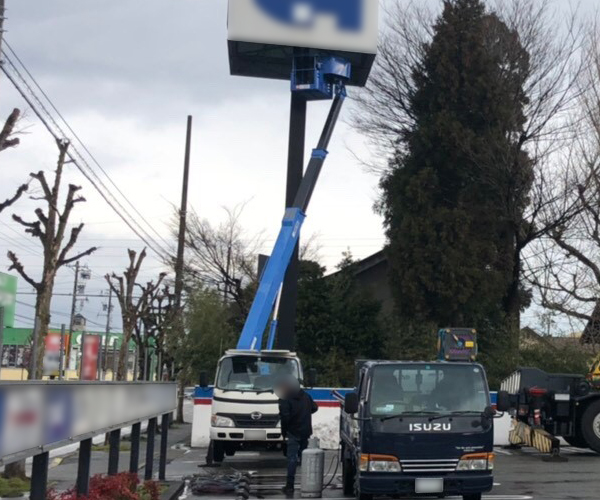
305, 368, 317, 388
344, 392, 359, 414
496, 390, 511, 412
199, 371, 209, 388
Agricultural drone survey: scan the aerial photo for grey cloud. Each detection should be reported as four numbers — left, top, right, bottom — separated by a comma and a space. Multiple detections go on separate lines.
7, 0, 286, 121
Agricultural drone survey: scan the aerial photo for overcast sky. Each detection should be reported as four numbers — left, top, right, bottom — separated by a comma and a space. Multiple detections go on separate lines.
0, 0, 596, 333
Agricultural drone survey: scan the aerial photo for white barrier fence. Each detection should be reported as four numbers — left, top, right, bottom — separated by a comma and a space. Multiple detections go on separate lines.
192, 388, 512, 449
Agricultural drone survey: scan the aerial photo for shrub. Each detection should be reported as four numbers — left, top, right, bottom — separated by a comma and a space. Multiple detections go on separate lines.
46, 473, 160, 500
0, 477, 30, 498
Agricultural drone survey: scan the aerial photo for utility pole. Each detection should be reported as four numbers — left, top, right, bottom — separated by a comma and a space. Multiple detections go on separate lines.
174, 116, 192, 423
58, 324, 65, 380
174, 116, 192, 311
0, 0, 6, 59
103, 287, 112, 379
68, 261, 80, 369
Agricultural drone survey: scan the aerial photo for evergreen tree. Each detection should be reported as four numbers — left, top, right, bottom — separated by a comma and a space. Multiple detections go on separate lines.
296, 256, 383, 386
380, 0, 531, 333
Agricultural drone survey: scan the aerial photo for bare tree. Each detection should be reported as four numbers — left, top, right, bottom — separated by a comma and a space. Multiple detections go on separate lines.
105, 248, 166, 380
7, 139, 97, 379
177, 204, 264, 316
299, 232, 323, 263
354, 0, 586, 170
526, 23, 600, 348
136, 284, 176, 380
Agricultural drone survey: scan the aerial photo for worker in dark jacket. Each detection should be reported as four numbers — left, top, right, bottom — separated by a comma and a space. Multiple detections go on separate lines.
275, 374, 318, 494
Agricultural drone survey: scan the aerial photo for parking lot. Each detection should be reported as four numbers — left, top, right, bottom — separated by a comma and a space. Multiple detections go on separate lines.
172, 445, 600, 500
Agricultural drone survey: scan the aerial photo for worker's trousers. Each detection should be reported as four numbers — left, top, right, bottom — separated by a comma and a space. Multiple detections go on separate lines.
286, 434, 308, 488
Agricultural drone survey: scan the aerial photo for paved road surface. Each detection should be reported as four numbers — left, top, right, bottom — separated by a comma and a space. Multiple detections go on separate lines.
170, 444, 600, 500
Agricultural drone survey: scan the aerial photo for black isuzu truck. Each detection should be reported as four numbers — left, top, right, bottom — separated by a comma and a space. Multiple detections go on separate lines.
339, 328, 508, 500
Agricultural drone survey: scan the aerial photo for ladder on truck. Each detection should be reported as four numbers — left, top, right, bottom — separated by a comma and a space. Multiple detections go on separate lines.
236, 56, 350, 351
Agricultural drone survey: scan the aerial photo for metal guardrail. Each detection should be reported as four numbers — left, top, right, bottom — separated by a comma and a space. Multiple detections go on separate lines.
0, 381, 177, 499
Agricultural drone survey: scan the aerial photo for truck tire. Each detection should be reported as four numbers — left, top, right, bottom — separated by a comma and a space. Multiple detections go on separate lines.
207, 440, 225, 465
580, 400, 600, 453
463, 495, 482, 500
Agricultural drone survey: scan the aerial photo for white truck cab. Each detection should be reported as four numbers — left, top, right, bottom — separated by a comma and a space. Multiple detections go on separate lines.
206, 349, 304, 464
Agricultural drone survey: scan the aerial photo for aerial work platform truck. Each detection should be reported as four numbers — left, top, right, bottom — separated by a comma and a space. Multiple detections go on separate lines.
202, 0, 379, 464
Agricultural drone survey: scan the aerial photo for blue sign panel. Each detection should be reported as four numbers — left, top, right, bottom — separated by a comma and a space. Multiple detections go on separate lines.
254, 0, 362, 31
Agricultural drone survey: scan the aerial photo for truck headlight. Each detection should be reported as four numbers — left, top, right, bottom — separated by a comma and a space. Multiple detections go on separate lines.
456, 453, 494, 471
211, 415, 235, 428
360, 454, 401, 472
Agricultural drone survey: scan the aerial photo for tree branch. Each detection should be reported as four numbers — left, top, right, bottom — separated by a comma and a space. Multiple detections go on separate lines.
59, 246, 98, 267
0, 183, 28, 214
7, 251, 40, 290
0, 108, 21, 151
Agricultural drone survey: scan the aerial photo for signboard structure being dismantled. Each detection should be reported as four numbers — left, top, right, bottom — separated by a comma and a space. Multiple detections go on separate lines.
227, 0, 378, 86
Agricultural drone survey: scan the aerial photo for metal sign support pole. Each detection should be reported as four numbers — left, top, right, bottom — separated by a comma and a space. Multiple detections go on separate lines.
145, 417, 157, 480
277, 89, 306, 351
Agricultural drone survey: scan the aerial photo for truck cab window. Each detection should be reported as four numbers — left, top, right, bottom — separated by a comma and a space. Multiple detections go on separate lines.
216, 356, 300, 392
368, 364, 489, 415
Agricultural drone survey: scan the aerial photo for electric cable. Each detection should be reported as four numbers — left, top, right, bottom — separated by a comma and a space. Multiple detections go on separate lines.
3, 41, 172, 253
0, 45, 171, 260
321, 445, 342, 491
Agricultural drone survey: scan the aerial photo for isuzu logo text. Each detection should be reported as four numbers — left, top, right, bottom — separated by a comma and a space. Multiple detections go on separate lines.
409, 423, 451, 432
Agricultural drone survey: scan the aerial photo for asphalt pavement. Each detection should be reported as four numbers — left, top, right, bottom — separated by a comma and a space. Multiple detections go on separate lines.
39, 398, 600, 499
170, 444, 600, 500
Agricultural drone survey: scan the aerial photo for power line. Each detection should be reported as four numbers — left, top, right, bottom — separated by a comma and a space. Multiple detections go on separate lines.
0, 42, 171, 260
15, 300, 107, 328
3, 42, 172, 253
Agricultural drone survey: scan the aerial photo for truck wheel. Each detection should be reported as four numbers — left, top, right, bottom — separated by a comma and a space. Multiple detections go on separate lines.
581, 400, 600, 453
463, 494, 481, 500
207, 440, 225, 464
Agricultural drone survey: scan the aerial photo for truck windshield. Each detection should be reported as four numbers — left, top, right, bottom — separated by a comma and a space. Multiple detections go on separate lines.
368, 363, 489, 416
216, 356, 300, 392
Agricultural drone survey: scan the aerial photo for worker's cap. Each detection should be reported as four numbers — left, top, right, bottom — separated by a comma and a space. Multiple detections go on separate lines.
274, 374, 300, 399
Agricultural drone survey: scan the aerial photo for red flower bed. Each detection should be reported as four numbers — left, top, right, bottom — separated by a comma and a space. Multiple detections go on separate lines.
47, 473, 160, 500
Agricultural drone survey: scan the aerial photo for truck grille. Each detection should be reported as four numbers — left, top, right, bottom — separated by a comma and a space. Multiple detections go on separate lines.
225, 414, 280, 428
401, 459, 459, 473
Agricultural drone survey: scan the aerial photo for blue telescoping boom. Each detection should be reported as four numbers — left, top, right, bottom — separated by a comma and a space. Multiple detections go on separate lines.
236, 56, 350, 351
